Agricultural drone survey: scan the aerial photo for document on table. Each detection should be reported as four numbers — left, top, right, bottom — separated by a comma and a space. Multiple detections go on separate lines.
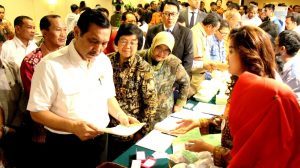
171, 108, 214, 120
99, 123, 145, 137
136, 130, 176, 152
154, 116, 181, 135
193, 102, 226, 116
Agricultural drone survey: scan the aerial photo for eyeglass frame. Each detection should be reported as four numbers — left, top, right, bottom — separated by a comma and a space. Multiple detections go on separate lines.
162, 12, 179, 18
118, 39, 139, 47
154, 46, 171, 55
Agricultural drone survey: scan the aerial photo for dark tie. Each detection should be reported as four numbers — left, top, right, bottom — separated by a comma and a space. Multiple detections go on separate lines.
166, 29, 171, 33
190, 12, 195, 28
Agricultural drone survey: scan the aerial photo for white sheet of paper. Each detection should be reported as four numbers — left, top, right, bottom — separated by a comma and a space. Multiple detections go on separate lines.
99, 123, 145, 137
171, 108, 214, 120
154, 117, 181, 135
130, 160, 141, 168
136, 151, 146, 160
136, 130, 175, 152
193, 102, 226, 116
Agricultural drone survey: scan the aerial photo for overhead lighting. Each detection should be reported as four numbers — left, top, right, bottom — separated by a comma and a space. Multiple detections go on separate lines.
48, 0, 57, 5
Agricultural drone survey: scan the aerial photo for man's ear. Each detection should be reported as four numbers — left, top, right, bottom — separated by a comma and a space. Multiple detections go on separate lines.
14, 25, 20, 34
41, 30, 47, 38
279, 45, 286, 53
74, 26, 80, 38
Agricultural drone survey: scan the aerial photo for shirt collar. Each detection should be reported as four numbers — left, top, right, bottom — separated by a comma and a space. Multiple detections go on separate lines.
114, 52, 136, 68
188, 7, 199, 14
163, 24, 175, 32
68, 40, 94, 69
13, 36, 36, 49
283, 53, 300, 72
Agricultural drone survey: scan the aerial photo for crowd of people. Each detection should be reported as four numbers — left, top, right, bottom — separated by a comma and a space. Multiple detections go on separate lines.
0, 0, 300, 167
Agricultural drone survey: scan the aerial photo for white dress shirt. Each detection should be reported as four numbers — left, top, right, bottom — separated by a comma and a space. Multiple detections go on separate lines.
0, 37, 37, 67
188, 7, 199, 27
27, 41, 115, 134
241, 14, 262, 27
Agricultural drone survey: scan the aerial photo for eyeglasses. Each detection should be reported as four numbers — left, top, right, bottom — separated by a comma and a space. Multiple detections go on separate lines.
162, 12, 178, 18
154, 47, 170, 55
118, 39, 138, 47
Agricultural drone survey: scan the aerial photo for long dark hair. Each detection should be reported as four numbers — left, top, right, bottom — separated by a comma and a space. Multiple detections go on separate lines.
227, 26, 276, 98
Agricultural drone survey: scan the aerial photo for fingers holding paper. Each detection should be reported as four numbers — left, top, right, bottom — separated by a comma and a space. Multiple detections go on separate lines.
72, 121, 103, 141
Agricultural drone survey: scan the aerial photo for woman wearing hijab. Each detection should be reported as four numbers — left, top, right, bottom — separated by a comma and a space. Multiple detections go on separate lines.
138, 32, 190, 123
171, 26, 300, 167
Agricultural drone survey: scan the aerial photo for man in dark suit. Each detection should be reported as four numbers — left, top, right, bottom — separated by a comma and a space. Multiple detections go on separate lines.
145, 0, 193, 76
179, 0, 207, 28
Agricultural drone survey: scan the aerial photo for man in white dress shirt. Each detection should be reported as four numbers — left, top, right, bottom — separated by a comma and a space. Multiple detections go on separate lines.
27, 9, 138, 168
241, 5, 262, 27
0, 16, 37, 67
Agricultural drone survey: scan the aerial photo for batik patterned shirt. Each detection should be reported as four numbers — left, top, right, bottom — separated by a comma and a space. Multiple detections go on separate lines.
139, 50, 190, 123
108, 52, 157, 140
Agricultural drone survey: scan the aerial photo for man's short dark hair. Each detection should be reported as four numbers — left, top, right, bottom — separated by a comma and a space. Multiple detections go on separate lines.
229, 3, 239, 10
77, 9, 110, 36
278, 30, 300, 56
70, 4, 79, 12
114, 23, 141, 47
115, 4, 121, 11
14, 16, 32, 27
202, 13, 222, 27
249, 1, 258, 7
286, 12, 300, 26
259, 20, 278, 45
40, 15, 61, 31
226, 1, 232, 6
96, 7, 110, 17
210, 2, 217, 6
121, 11, 137, 22
264, 4, 275, 11
0, 5, 5, 10
160, 0, 180, 12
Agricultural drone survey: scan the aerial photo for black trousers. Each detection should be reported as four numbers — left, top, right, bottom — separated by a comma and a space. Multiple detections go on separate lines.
107, 135, 135, 161
45, 131, 108, 168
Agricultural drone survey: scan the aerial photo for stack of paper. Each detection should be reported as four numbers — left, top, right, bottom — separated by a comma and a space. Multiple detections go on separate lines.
99, 123, 145, 137
171, 108, 214, 120
154, 116, 181, 135
135, 130, 176, 152
193, 102, 226, 116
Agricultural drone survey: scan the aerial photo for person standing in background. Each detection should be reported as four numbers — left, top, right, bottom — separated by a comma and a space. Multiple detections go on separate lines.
0, 5, 14, 41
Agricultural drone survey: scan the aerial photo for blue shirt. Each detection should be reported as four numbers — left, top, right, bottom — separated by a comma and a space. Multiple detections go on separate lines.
207, 35, 226, 62
281, 54, 300, 102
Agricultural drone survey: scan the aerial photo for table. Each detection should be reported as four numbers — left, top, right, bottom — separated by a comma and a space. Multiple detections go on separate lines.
113, 145, 173, 168
113, 98, 219, 167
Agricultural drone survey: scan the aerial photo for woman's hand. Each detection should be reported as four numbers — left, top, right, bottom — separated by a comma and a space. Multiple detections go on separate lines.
170, 119, 200, 134
185, 139, 214, 153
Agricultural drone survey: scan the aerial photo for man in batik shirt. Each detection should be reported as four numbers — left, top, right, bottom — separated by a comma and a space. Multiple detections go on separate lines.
108, 23, 157, 160
139, 32, 190, 123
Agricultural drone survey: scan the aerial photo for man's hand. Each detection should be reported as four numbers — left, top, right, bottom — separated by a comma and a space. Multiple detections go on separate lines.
117, 113, 130, 126
71, 121, 103, 141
